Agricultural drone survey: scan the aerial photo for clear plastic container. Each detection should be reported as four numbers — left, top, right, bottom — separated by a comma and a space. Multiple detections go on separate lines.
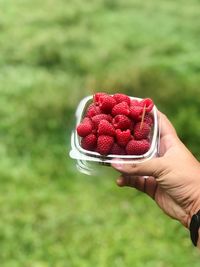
69, 95, 160, 175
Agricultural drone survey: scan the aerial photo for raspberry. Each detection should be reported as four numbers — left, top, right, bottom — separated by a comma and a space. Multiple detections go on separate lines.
129, 105, 143, 121
92, 114, 112, 128
130, 99, 141, 107
144, 113, 154, 126
77, 118, 93, 137
116, 129, 131, 147
110, 143, 126, 155
134, 122, 151, 140
96, 135, 114, 155
113, 93, 131, 105
93, 92, 108, 104
99, 95, 116, 113
126, 139, 150, 155
140, 98, 154, 112
82, 117, 93, 125
112, 115, 131, 130
98, 120, 115, 136
86, 103, 101, 118
112, 101, 130, 116
81, 134, 97, 151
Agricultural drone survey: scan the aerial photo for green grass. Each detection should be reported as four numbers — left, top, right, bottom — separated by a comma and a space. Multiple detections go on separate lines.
1, 0, 200, 266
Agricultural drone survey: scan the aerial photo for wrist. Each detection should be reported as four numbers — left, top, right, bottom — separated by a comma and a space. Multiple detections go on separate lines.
188, 209, 200, 248
187, 198, 200, 229
197, 228, 200, 248
186, 175, 200, 228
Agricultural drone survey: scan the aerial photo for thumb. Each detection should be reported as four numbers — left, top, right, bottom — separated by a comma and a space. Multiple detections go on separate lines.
111, 157, 165, 178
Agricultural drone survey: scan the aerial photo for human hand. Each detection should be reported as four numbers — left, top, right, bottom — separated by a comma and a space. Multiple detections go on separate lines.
112, 112, 200, 229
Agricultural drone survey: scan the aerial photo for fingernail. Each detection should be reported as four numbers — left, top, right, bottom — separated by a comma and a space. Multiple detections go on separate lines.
112, 163, 123, 170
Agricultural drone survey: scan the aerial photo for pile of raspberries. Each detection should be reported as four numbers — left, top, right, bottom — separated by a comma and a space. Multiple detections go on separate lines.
76, 93, 154, 156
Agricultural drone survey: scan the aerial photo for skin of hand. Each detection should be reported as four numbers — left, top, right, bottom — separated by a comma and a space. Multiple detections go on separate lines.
111, 112, 200, 229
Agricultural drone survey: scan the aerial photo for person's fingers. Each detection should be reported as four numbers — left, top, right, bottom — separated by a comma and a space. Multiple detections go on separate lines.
158, 112, 177, 138
157, 111, 181, 155
116, 176, 128, 187
145, 176, 158, 199
112, 157, 165, 178
112, 111, 177, 179
116, 175, 158, 199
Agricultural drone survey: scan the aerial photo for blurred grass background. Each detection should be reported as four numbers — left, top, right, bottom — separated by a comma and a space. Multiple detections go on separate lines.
1, 0, 200, 266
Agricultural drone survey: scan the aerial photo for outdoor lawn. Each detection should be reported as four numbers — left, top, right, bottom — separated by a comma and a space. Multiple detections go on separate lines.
0, 0, 200, 266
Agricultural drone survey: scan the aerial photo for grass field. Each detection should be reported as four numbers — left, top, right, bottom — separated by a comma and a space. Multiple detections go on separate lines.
1, 0, 200, 266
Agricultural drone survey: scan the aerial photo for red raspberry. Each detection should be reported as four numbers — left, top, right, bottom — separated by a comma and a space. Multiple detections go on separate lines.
116, 129, 131, 147
112, 115, 131, 130
82, 117, 93, 124
140, 98, 154, 112
92, 114, 112, 128
99, 95, 116, 113
98, 120, 115, 136
113, 93, 131, 105
96, 135, 114, 155
81, 134, 97, 151
130, 99, 141, 107
134, 122, 151, 140
110, 143, 126, 155
144, 113, 154, 126
112, 101, 130, 116
86, 104, 101, 118
129, 105, 143, 121
77, 118, 93, 137
93, 92, 108, 104
126, 139, 150, 155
